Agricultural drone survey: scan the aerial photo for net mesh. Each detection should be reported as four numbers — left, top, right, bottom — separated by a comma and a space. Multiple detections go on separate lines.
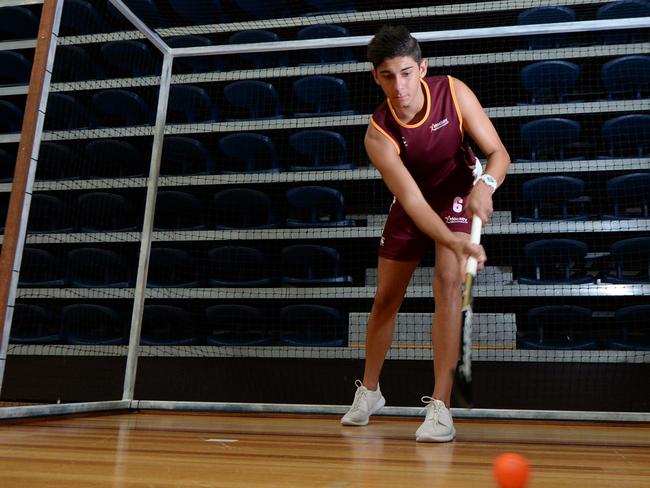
1, 0, 649, 411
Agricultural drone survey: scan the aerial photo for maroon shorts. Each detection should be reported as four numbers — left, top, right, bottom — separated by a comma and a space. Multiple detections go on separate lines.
378, 189, 472, 261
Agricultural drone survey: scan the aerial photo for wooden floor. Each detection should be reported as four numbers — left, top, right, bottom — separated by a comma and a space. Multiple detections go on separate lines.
0, 411, 649, 487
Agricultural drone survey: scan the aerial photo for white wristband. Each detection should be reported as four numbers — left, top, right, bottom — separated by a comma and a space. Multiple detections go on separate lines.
476, 174, 497, 193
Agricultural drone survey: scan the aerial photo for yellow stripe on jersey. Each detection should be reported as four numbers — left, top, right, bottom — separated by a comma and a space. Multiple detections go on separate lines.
387, 78, 431, 129
370, 117, 401, 155
448, 75, 463, 135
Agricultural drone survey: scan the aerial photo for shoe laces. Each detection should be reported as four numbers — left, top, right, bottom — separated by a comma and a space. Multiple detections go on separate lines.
420, 396, 444, 423
350, 379, 370, 411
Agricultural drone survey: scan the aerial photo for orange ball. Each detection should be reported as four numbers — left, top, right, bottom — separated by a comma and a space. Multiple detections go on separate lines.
493, 452, 530, 488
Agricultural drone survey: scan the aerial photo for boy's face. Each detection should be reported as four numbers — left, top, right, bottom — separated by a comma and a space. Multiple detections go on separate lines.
372, 56, 428, 110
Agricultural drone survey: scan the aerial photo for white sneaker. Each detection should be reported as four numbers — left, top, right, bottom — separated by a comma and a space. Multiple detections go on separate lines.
415, 397, 456, 442
340, 380, 386, 426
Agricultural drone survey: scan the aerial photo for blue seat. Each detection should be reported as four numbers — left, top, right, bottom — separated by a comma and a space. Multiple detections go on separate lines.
77, 192, 138, 232
292, 75, 356, 117
233, 0, 289, 19
0, 51, 32, 85
602, 55, 650, 100
217, 133, 281, 173
206, 246, 273, 287
84, 139, 144, 178
18, 248, 65, 287
36, 142, 77, 180
167, 85, 217, 123
603, 172, 650, 219
213, 188, 276, 229
597, 0, 650, 44
66, 248, 129, 288
608, 305, 650, 350
601, 114, 650, 157
281, 245, 352, 286
519, 176, 589, 221
52, 45, 103, 82
602, 237, 650, 284
279, 304, 346, 347
296, 25, 354, 64
92, 89, 153, 127
204, 304, 272, 346
517, 6, 576, 49
10, 304, 61, 344
44, 93, 90, 130
229, 30, 288, 69
519, 305, 598, 350
303, 0, 356, 14
101, 40, 160, 78
167, 36, 224, 74
107, 0, 169, 28
0, 148, 14, 182
0, 6, 39, 41
60, 0, 107, 35
27, 194, 74, 233
521, 61, 580, 104
520, 118, 582, 161
141, 305, 198, 345
286, 186, 355, 227
162, 137, 212, 175
0, 100, 23, 133
518, 239, 593, 285
154, 191, 206, 230
147, 248, 199, 288
62, 304, 125, 345
289, 129, 355, 171
168, 0, 226, 24
223, 80, 284, 120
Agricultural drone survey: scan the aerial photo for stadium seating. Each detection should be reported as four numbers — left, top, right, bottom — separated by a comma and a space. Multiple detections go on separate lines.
601, 237, 650, 284
518, 239, 593, 285
0, 148, 14, 182
109, 0, 169, 28
601, 55, 650, 100
60, 0, 107, 36
204, 304, 272, 346
161, 137, 213, 175
229, 30, 288, 69
36, 142, 76, 180
303, 0, 357, 14
0, 101, 23, 133
519, 176, 589, 221
281, 245, 353, 285
600, 114, 650, 157
206, 246, 273, 287
516, 6, 576, 49
83, 139, 145, 177
92, 89, 153, 127
603, 172, 650, 219
233, 0, 290, 20
52, 45, 103, 82
218, 133, 281, 173
292, 76, 356, 117
65, 248, 130, 288
168, 0, 227, 24
212, 188, 276, 229
167, 35, 224, 74
77, 192, 137, 232
27, 194, 74, 233
520, 61, 580, 104
0, 51, 32, 85
223, 80, 284, 120
286, 186, 355, 227
596, 0, 650, 44
147, 248, 200, 287
18, 248, 65, 287
296, 25, 354, 64
519, 305, 598, 350
44, 94, 90, 130
61, 304, 125, 345
141, 305, 198, 345
10, 304, 61, 344
0, 6, 39, 41
288, 130, 355, 171
153, 191, 206, 230
607, 304, 650, 350
279, 304, 346, 346
520, 118, 583, 161
167, 85, 218, 123
101, 40, 160, 78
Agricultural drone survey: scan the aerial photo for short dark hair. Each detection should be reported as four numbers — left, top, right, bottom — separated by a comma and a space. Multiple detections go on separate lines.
367, 25, 422, 68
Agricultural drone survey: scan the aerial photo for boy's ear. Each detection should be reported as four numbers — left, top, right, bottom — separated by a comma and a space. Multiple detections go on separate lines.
419, 59, 429, 77
371, 68, 379, 84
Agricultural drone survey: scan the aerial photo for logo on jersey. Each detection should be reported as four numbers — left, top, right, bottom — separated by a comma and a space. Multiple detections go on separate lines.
401, 136, 408, 148
430, 118, 449, 132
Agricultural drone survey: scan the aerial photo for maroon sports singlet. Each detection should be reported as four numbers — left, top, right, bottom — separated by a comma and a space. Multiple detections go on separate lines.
370, 76, 478, 261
